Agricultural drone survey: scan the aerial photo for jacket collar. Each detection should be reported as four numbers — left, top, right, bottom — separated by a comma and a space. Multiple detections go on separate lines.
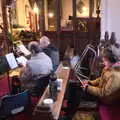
112, 61, 120, 68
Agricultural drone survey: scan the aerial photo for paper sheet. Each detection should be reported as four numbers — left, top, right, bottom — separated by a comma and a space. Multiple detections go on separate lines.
16, 56, 28, 67
17, 44, 31, 56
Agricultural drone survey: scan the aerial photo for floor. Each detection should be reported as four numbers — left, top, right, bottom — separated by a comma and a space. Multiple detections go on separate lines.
0, 75, 99, 120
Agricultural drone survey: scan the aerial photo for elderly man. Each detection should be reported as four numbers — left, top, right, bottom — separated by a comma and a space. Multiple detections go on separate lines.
39, 36, 59, 71
20, 41, 53, 96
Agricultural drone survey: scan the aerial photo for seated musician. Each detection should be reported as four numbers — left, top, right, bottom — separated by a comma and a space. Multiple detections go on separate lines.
82, 48, 120, 120
39, 36, 59, 71
20, 41, 53, 96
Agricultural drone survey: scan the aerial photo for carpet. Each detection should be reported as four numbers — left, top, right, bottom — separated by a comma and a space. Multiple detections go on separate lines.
73, 111, 96, 120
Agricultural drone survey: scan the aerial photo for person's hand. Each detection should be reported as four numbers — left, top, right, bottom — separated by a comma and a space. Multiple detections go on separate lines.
83, 80, 88, 85
20, 66, 26, 76
81, 80, 88, 91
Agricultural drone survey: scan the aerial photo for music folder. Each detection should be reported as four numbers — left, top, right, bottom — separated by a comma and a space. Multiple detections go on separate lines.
5, 53, 18, 69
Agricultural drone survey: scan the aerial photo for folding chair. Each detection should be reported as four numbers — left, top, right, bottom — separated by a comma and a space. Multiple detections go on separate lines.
73, 44, 98, 116
64, 45, 98, 120
74, 44, 97, 80
0, 90, 30, 120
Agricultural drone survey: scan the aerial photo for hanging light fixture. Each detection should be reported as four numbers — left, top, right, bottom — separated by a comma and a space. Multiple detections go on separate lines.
48, 12, 54, 18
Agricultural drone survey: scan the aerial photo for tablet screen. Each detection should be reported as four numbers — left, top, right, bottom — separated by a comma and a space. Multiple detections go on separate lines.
0, 56, 9, 75
5, 53, 18, 69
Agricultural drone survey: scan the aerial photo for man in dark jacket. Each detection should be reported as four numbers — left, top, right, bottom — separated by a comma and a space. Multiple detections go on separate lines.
39, 36, 59, 71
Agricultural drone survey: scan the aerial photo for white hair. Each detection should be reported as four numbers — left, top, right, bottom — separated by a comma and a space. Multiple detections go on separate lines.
39, 36, 50, 49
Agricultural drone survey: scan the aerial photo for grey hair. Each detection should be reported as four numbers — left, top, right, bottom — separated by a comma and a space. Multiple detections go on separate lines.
28, 41, 40, 54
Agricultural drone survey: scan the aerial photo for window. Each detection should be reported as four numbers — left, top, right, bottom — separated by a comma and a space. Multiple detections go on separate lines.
44, 0, 57, 31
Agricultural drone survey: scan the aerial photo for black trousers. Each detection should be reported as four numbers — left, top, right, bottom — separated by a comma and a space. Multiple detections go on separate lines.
30, 75, 50, 97
66, 81, 98, 120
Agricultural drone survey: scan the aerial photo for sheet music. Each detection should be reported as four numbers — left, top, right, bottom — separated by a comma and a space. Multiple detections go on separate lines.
16, 56, 28, 67
17, 44, 31, 56
5, 53, 18, 69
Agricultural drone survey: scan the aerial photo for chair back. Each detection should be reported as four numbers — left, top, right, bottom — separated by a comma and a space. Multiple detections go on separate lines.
0, 90, 29, 118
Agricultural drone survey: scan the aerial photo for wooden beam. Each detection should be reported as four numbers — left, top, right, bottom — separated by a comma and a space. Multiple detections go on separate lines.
37, 0, 45, 36
1, 0, 9, 54
56, 0, 61, 48
73, 0, 76, 49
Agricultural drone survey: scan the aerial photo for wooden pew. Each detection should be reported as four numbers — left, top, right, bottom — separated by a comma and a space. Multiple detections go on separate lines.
32, 63, 70, 120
